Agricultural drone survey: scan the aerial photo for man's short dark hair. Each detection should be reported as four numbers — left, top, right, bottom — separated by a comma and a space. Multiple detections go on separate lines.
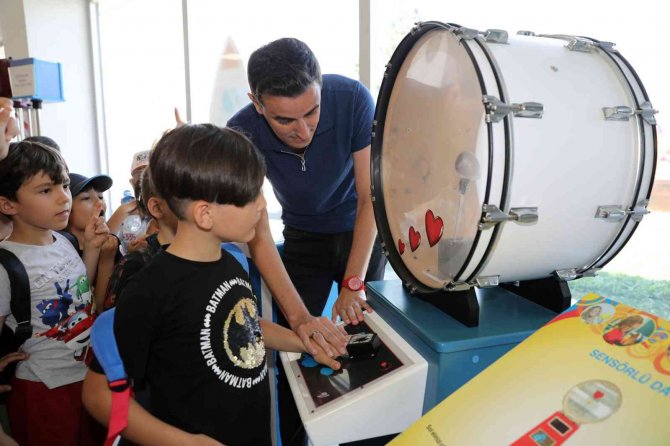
149, 124, 266, 219
0, 140, 69, 201
248, 37, 322, 101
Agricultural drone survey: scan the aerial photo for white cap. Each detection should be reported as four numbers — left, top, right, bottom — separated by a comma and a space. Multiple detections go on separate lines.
130, 150, 150, 174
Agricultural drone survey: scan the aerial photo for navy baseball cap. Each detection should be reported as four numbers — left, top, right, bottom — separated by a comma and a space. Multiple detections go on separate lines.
69, 173, 113, 197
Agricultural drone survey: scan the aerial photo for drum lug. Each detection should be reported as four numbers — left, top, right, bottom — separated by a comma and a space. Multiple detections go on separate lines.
483, 29, 509, 44
603, 101, 658, 125
476, 275, 500, 288
483, 95, 544, 123
581, 268, 600, 278
553, 267, 600, 281
453, 27, 509, 44
566, 37, 615, 51
445, 281, 472, 292
553, 268, 579, 281
479, 205, 539, 230
517, 30, 536, 36
566, 38, 596, 53
595, 200, 649, 222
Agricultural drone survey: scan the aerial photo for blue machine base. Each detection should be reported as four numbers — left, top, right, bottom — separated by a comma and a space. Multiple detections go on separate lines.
366, 280, 558, 413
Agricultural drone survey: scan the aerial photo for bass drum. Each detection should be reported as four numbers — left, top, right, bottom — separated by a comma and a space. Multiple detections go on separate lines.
371, 22, 657, 293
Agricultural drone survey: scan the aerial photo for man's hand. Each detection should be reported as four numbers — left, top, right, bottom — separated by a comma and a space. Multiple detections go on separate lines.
84, 202, 110, 250
0, 351, 29, 393
332, 288, 372, 326
0, 98, 19, 160
293, 314, 347, 357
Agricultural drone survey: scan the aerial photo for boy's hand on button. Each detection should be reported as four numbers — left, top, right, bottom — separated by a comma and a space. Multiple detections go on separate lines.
311, 344, 341, 371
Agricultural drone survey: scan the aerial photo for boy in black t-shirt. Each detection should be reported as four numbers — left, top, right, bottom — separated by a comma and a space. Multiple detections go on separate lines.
82, 124, 340, 446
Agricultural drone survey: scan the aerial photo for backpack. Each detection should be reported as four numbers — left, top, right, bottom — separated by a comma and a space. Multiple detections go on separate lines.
91, 243, 249, 446
0, 231, 79, 384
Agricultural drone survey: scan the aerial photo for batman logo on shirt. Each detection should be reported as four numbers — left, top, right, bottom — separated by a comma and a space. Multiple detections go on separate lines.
223, 298, 265, 369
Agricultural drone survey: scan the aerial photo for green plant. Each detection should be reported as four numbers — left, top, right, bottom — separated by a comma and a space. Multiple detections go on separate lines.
569, 272, 670, 319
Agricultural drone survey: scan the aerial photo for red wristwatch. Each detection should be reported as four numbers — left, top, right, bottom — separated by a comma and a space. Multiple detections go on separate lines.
343, 275, 365, 292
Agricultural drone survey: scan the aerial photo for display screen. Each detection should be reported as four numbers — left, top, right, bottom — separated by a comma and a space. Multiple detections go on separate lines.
550, 417, 571, 435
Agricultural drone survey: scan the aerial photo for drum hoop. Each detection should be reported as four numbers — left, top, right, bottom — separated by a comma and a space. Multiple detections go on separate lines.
371, 21, 452, 293
580, 44, 658, 273
449, 37, 497, 284
459, 37, 514, 285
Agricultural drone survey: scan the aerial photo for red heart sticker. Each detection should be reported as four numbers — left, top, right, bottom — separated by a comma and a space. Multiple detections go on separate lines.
409, 227, 421, 252
593, 390, 604, 400
425, 209, 444, 247
398, 239, 405, 255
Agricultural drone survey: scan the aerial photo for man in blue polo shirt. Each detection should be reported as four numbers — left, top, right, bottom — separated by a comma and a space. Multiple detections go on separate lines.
228, 37, 386, 445
228, 37, 386, 328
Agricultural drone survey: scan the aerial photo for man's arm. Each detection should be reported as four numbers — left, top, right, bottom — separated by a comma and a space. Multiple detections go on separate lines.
82, 369, 221, 446
331, 145, 378, 324
248, 210, 347, 356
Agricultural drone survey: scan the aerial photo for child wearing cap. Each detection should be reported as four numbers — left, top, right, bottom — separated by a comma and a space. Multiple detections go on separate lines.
66, 173, 121, 311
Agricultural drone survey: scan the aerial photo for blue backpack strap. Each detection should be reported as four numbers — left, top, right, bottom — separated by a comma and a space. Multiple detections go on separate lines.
91, 308, 131, 446
0, 248, 32, 343
91, 308, 127, 383
221, 242, 249, 274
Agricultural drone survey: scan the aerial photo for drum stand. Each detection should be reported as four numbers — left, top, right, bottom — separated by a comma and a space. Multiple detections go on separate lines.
414, 276, 570, 328
415, 288, 480, 327
501, 277, 572, 314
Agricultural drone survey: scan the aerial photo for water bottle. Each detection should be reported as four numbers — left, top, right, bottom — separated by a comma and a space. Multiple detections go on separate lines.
121, 190, 134, 205
118, 190, 145, 254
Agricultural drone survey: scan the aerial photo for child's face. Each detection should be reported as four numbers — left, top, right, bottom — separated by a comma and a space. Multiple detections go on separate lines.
69, 187, 107, 231
9, 170, 72, 231
621, 321, 642, 332
588, 307, 602, 317
212, 193, 267, 243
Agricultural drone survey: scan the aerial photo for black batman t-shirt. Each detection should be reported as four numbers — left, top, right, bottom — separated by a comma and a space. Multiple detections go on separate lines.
114, 250, 270, 445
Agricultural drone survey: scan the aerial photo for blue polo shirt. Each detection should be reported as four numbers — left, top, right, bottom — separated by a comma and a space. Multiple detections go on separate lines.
227, 74, 374, 233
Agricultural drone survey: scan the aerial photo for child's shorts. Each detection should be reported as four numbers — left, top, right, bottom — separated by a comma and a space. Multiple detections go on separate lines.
7, 377, 105, 446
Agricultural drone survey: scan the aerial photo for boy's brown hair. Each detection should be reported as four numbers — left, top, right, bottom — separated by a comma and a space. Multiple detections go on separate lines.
149, 124, 265, 219
0, 141, 69, 203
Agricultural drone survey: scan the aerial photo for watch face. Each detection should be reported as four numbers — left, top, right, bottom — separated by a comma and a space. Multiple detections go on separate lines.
347, 277, 363, 290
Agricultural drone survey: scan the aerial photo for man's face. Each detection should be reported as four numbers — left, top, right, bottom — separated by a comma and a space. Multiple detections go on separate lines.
252, 83, 321, 150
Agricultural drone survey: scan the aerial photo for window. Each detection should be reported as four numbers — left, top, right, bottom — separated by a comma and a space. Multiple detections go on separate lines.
97, 0, 187, 205
186, 0, 359, 238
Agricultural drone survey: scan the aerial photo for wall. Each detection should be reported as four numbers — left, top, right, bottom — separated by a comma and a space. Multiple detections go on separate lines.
0, 0, 100, 175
